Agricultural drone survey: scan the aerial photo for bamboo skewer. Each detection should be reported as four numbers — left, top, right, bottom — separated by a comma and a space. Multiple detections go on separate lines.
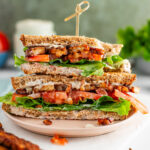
64, 1, 90, 36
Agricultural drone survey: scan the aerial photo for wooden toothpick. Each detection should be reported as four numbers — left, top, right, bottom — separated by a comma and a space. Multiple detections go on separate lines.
64, 1, 90, 36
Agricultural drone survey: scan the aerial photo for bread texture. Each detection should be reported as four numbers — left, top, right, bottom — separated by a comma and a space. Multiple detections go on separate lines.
2, 103, 135, 121
11, 73, 136, 92
21, 60, 131, 76
21, 63, 82, 76
20, 34, 123, 56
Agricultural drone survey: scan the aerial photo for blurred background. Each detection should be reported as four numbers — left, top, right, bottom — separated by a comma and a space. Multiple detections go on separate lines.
1, 0, 150, 81
1, 0, 150, 43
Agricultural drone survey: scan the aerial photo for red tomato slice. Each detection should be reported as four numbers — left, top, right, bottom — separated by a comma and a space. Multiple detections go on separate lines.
42, 91, 107, 104
42, 91, 68, 104
26, 55, 50, 62
96, 88, 108, 96
70, 91, 106, 103
113, 89, 148, 114
91, 54, 102, 61
12, 93, 26, 102
0, 32, 10, 52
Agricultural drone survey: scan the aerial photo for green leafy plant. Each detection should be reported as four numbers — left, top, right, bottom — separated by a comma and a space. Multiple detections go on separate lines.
117, 20, 150, 61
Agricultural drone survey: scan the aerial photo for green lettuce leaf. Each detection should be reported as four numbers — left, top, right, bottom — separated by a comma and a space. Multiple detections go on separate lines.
0, 93, 16, 105
103, 55, 123, 69
14, 55, 27, 67
0, 93, 131, 116
49, 58, 104, 76
23, 47, 29, 52
57, 61, 105, 76
93, 97, 131, 116
49, 59, 69, 64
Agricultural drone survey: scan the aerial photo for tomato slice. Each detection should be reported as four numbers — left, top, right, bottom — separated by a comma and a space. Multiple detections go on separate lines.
70, 91, 106, 103
113, 89, 148, 114
71, 91, 101, 100
42, 91, 107, 104
96, 88, 108, 96
91, 54, 102, 61
26, 55, 50, 62
12, 93, 26, 102
42, 91, 68, 104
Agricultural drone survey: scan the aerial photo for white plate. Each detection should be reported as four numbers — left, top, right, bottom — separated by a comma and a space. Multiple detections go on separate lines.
4, 111, 138, 137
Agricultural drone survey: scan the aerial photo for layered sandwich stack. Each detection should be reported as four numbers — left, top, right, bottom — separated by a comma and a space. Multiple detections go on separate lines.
1, 34, 148, 121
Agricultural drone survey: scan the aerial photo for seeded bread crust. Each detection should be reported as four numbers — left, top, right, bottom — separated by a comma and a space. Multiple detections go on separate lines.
3, 103, 135, 120
20, 34, 123, 56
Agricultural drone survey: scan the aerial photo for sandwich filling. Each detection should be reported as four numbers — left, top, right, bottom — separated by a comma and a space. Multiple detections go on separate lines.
15, 54, 131, 77
0, 87, 147, 116
25, 45, 104, 63
0, 90, 131, 116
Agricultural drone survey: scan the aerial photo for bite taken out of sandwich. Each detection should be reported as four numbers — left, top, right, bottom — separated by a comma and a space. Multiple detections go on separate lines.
0, 34, 148, 121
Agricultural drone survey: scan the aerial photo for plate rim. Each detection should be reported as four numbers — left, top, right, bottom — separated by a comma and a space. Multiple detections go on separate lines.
3, 110, 138, 131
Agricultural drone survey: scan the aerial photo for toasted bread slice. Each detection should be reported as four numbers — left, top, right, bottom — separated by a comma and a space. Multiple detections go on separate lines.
2, 103, 136, 121
11, 73, 136, 92
20, 34, 123, 57
21, 60, 131, 76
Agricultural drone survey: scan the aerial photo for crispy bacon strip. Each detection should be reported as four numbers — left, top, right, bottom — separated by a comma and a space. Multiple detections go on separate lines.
97, 118, 114, 125
43, 119, 52, 125
0, 124, 40, 150
0, 145, 9, 150
25, 45, 104, 63
50, 135, 68, 146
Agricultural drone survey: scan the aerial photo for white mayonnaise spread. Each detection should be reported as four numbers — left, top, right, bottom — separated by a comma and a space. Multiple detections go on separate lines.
25, 79, 123, 90
30, 43, 64, 48
34, 81, 62, 90
111, 83, 123, 86
93, 80, 104, 84
26, 79, 44, 87
26, 80, 83, 90
69, 81, 82, 89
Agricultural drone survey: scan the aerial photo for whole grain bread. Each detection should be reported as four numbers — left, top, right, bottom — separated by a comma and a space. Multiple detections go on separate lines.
11, 72, 136, 91
2, 103, 136, 120
21, 60, 131, 76
20, 34, 123, 56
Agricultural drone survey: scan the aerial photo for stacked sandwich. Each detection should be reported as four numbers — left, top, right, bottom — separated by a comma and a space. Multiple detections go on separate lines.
1, 34, 148, 121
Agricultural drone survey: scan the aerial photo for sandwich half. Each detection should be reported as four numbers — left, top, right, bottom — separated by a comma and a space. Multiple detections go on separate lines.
0, 34, 148, 121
